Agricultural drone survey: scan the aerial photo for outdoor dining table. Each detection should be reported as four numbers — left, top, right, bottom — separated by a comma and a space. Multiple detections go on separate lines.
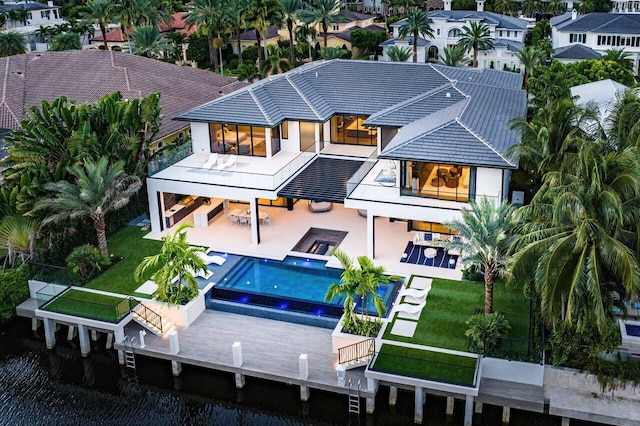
228, 208, 271, 225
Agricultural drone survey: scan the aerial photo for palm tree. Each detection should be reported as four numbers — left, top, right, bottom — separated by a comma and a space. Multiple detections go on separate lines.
325, 248, 398, 327
0, 31, 27, 57
295, 22, 317, 61
493, 0, 518, 15
602, 48, 633, 72
82, 0, 115, 51
445, 196, 516, 315
0, 214, 40, 268
387, 45, 412, 62
33, 158, 142, 256
516, 46, 543, 92
521, 0, 542, 17
51, 32, 82, 51
260, 45, 291, 76
398, 8, 434, 63
545, 0, 566, 15
320, 46, 348, 59
112, 0, 146, 52
184, 0, 228, 72
129, 25, 170, 58
280, 0, 301, 68
300, 0, 344, 49
438, 45, 469, 67
605, 87, 640, 151
135, 222, 208, 304
236, 62, 261, 82
576, 0, 595, 13
509, 140, 640, 332
457, 21, 492, 68
247, 0, 284, 67
226, 0, 251, 64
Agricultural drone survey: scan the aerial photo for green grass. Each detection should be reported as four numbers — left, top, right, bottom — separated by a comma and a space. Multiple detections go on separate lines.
43, 289, 129, 323
383, 277, 531, 351
371, 344, 477, 386
85, 226, 163, 296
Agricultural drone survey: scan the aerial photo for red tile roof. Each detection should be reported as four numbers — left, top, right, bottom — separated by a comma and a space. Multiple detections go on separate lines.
90, 28, 129, 42
0, 50, 246, 140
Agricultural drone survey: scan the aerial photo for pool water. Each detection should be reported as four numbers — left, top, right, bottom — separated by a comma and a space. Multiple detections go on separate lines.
208, 256, 402, 320
625, 324, 640, 337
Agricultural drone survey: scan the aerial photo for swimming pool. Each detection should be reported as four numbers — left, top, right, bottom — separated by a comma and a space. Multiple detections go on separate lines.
206, 255, 403, 328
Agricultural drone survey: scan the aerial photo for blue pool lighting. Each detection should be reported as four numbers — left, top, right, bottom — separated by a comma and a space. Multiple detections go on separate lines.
239, 296, 250, 303
278, 302, 289, 310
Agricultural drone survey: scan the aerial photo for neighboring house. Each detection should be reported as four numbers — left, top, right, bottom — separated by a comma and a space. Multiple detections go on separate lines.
382, 0, 528, 68
0, 50, 244, 153
0, 0, 65, 52
570, 79, 628, 128
229, 26, 282, 56
90, 28, 129, 51
551, 11, 640, 73
551, 43, 602, 63
324, 24, 386, 53
611, 0, 640, 13
146, 60, 525, 259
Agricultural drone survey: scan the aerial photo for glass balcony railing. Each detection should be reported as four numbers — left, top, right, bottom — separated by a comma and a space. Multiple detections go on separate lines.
147, 143, 193, 175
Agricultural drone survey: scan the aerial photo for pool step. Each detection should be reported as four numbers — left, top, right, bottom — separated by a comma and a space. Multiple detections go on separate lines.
216, 258, 252, 288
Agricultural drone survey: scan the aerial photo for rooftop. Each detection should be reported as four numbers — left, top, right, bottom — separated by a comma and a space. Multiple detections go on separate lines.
392, 11, 528, 30
552, 44, 602, 60
552, 12, 640, 34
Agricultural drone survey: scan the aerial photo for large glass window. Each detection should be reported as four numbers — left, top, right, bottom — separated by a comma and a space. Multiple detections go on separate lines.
209, 123, 277, 157
401, 161, 473, 202
330, 115, 377, 146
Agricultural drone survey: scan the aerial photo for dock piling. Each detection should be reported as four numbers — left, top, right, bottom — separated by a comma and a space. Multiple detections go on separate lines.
78, 325, 90, 357
299, 354, 310, 401
389, 386, 398, 406
475, 401, 483, 414
91, 330, 98, 341
43, 318, 56, 349
414, 387, 424, 424
232, 341, 245, 388
464, 395, 474, 426
31, 318, 40, 331
561, 417, 570, 426
67, 325, 76, 341
502, 406, 511, 424
446, 397, 454, 416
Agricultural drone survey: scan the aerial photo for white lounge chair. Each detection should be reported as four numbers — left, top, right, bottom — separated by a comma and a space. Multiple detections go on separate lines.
409, 277, 433, 291
185, 266, 213, 280
215, 154, 237, 171
393, 301, 426, 320
399, 287, 429, 304
196, 251, 227, 266
202, 153, 218, 169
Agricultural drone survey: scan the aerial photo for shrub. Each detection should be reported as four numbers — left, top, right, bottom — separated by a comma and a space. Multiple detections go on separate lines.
242, 45, 259, 63
465, 312, 510, 352
342, 315, 382, 337
227, 58, 239, 70
462, 264, 484, 282
66, 244, 110, 285
0, 263, 29, 321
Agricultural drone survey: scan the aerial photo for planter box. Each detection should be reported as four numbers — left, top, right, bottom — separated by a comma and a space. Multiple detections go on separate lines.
331, 314, 381, 353
141, 282, 213, 328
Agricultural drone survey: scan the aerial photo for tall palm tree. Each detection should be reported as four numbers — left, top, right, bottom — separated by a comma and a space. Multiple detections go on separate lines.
516, 46, 543, 92
398, 8, 434, 63
325, 248, 397, 326
295, 22, 317, 61
0, 31, 27, 57
226, 0, 251, 64
602, 48, 633, 72
300, 0, 344, 49
129, 25, 170, 57
438, 45, 469, 67
260, 45, 291, 76
445, 196, 516, 315
387, 45, 412, 62
494, 0, 518, 15
521, 0, 542, 17
509, 140, 640, 332
457, 21, 493, 68
112, 0, 146, 52
33, 158, 142, 256
280, 0, 301, 68
0, 214, 40, 268
51, 32, 82, 51
135, 222, 207, 304
545, 0, 566, 15
247, 0, 284, 67
82, 0, 115, 51
605, 87, 640, 151
184, 0, 228, 72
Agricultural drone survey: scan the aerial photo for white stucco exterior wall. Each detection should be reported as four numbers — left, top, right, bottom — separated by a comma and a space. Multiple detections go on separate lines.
190, 122, 210, 154
475, 167, 503, 200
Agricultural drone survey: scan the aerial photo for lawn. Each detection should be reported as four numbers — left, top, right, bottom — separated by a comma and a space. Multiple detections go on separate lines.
383, 277, 531, 352
43, 289, 129, 323
371, 343, 478, 387
85, 226, 163, 296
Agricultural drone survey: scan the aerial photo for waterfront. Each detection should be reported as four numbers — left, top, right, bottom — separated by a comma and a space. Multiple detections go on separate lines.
0, 318, 601, 426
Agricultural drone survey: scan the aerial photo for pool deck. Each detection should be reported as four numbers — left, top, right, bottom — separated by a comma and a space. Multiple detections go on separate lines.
118, 309, 373, 399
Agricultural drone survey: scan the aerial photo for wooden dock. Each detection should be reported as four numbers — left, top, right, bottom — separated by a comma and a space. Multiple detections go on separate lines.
118, 309, 373, 398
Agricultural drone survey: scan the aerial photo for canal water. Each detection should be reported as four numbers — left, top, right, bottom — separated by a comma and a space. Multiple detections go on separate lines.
0, 318, 602, 426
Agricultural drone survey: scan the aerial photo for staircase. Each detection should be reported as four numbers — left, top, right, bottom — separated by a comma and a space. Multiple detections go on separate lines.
338, 338, 375, 370
128, 297, 173, 336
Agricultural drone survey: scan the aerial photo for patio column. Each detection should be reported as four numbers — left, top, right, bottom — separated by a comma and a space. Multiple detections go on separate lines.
250, 198, 260, 245
314, 123, 321, 153
367, 212, 375, 259
148, 188, 162, 233
265, 127, 272, 158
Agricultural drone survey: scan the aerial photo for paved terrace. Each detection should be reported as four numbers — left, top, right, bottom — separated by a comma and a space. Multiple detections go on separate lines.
120, 309, 373, 398
145, 201, 463, 282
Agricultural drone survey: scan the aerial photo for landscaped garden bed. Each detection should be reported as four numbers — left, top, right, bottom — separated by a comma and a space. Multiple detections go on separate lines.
370, 343, 478, 387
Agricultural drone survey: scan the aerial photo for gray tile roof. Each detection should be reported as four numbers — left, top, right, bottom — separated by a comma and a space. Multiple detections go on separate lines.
552, 44, 602, 59
391, 11, 527, 30
0, 50, 244, 140
380, 36, 431, 47
176, 60, 525, 168
489, 39, 524, 52
229, 26, 280, 42
554, 13, 640, 34
0, 2, 57, 12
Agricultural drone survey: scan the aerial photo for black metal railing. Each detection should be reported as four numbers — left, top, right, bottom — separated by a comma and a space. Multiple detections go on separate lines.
128, 297, 164, 333
338, 338, 375, 365
468, 335, 544, 364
